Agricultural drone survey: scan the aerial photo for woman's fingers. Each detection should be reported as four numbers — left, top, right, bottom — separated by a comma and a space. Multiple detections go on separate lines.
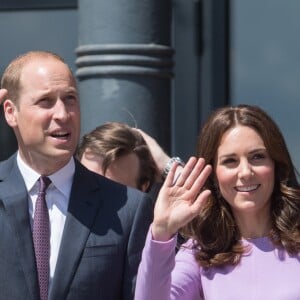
190, 189, 211, 215
154, 156, 212, 240
167, 157, 211, 192
182, 158, 209, 190
189, 164, 212, 196
174, 157, 199, 187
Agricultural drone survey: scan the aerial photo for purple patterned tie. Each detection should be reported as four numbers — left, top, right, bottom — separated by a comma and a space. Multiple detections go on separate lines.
33, 176, 51, 300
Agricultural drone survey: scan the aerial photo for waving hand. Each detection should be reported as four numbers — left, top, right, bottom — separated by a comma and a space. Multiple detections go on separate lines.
152, 157, 212, 241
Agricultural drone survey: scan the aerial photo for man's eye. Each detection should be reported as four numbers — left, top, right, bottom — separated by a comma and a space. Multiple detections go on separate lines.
38, 98, 52, 106
65, 94, 77, 102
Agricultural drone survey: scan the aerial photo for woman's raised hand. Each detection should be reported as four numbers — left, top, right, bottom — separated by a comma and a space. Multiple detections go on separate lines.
152, 157, 212, 241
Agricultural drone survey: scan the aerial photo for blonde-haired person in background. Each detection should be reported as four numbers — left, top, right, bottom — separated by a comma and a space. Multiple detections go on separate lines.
76, 122, 158, 192
76, 123, 186, 206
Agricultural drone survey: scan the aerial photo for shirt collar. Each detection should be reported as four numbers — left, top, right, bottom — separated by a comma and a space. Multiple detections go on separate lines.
17, 152, 75, 198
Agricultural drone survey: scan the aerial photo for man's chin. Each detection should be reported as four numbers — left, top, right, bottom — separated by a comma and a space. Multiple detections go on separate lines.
48, 149, 74, 161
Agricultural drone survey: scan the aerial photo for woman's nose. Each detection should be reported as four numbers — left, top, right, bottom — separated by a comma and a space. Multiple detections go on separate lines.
238, 161, 253, 179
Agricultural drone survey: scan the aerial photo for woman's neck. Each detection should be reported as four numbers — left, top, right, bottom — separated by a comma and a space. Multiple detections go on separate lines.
234, 210, 272, 239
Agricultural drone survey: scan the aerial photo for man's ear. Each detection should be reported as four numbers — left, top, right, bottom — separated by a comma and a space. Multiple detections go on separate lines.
141, 180, 151, 193
0, 89, 8, 105
3, 99, 18, 127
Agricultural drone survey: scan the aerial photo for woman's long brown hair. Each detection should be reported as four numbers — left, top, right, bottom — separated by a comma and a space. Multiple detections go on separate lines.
183, 105, 300, 268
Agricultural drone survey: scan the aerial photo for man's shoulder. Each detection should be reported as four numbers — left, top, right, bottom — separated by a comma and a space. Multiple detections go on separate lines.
0, 154, 17, 180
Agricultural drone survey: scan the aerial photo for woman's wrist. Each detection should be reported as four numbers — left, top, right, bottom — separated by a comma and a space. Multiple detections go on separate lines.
151, 222, 176, 242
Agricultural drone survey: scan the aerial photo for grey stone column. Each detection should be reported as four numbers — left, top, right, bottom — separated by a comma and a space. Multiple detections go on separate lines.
76, 0, 173, 151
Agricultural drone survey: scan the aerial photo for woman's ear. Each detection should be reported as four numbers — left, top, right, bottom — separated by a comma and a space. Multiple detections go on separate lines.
3, 99, 18, 127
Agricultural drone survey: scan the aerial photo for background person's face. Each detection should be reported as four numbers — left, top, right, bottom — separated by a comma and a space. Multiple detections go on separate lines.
5, 58, 80, 174
81, 150, 146, 191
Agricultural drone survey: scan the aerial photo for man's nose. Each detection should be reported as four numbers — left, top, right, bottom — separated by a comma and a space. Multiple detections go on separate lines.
53, 99, 68, 121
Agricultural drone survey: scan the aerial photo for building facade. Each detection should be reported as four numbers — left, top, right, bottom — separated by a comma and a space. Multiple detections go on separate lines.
1, 1, 299, 172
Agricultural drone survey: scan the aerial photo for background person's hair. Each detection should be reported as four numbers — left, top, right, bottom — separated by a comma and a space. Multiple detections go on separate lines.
77, 122, 157, 192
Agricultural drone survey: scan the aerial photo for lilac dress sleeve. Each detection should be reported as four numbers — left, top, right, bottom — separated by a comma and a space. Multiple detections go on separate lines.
135, 229, 300, 300
135, 227, 203, 300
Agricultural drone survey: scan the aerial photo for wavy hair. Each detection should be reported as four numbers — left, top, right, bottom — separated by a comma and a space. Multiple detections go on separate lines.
183, 104, 300, 268
76, 122, 157, 192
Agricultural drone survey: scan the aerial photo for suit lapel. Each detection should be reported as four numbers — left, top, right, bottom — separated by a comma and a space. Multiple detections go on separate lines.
49, 162, 102, 300
0, 158, 39, 300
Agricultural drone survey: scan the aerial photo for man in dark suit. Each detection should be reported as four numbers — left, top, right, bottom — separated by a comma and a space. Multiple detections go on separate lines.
0, 51, 153, 300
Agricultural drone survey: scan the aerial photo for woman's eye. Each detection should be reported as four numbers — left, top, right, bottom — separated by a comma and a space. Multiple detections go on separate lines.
221, 158, 237, 165
252, 153, 265, 160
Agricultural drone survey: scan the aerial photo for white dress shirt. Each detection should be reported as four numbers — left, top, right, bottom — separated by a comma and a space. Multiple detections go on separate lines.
17, 153, 75, 289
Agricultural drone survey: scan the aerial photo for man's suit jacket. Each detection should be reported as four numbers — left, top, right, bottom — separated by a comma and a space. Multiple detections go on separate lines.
0, 154, 153, 300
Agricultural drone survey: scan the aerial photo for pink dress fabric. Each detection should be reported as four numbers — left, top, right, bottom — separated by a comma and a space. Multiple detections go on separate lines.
135, 227, 300, 300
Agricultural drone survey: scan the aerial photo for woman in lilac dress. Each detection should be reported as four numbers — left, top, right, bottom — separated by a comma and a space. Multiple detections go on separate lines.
135, 105, 300, 300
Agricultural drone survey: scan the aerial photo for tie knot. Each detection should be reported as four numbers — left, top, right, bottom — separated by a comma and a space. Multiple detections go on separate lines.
39, 176, 51, 193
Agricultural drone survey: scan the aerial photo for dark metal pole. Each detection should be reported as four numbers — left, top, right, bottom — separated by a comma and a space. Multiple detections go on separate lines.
76, 0, 173, 151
